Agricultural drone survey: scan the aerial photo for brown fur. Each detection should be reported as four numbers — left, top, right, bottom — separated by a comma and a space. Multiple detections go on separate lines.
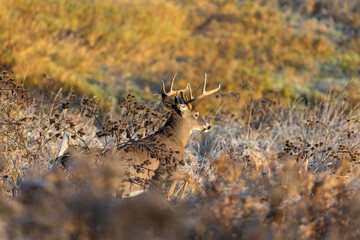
57, 77, 219, 198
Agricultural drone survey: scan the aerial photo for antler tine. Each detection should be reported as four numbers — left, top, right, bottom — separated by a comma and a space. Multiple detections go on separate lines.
202, 73, 207, 93
161, 73, 192, 97
169, 72, 177, 94
187, 83, 193, 100
188, 73, 221, 103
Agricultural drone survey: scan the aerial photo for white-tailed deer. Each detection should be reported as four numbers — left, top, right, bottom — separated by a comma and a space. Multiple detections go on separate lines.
56, 74, 220, 198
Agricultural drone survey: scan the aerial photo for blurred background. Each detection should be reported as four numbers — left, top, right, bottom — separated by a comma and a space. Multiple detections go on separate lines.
1, 0, 360, 109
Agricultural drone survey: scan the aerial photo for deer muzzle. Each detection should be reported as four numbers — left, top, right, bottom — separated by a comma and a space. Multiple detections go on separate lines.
201, 124, 211, 131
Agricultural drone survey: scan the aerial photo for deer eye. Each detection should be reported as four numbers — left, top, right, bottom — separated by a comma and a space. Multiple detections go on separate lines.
193, 112, 199, 119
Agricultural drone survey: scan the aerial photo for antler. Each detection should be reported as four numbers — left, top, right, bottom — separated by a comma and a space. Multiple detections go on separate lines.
161, 73, 220, 103
161, 73, 190, 97
187, 73, 221, 103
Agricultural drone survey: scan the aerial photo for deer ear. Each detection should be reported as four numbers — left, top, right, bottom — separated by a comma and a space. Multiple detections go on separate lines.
162, 95, 174, 109
176, 103, 188, 112
174, 94, 189, 113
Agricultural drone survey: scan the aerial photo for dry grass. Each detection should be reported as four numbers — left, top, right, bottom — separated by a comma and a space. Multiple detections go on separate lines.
0, 70, 360, 239
1, 0, 360, 108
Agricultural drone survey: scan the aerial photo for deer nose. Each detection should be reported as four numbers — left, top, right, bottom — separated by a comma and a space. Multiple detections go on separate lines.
202, 124, 211, 131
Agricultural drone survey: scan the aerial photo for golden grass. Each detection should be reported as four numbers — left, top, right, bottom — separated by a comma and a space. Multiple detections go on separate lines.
1, 0, 359, 108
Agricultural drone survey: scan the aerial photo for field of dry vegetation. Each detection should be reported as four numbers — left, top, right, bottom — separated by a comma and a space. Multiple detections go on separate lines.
1, 0, 360, 239
2, 0, 360, 105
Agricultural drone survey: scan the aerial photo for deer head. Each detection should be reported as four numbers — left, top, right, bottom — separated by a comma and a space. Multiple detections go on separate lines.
160, 73, 220, 142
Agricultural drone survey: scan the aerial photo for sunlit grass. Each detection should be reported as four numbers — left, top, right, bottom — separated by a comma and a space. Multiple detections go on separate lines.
1, 0, 359, 109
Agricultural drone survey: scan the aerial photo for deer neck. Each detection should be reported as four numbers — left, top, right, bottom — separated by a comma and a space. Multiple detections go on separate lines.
154, 113, 192, 152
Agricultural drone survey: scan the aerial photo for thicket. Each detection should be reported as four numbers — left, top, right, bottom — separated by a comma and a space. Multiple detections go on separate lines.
0, 71, 360, 239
